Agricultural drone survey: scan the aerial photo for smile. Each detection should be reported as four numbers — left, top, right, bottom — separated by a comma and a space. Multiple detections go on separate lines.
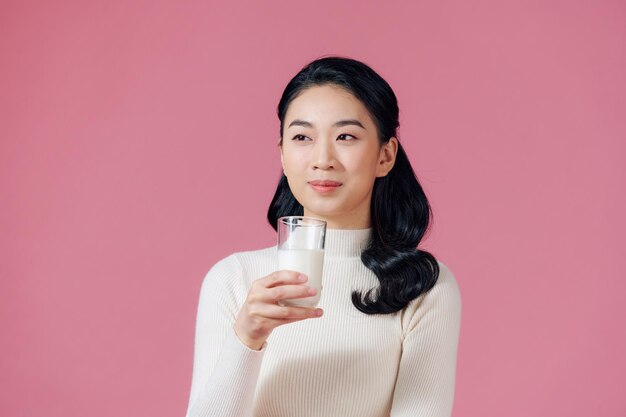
308, 180, 343, 194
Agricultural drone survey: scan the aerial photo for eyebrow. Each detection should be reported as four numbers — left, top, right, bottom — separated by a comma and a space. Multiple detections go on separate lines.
287, 119, 366, 129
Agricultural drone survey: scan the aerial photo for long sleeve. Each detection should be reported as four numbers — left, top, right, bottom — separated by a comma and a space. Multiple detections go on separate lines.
185, 255, 265, 417
390, 263, 462, 417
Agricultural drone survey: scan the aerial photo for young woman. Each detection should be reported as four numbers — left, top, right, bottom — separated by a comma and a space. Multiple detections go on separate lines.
186, 57, 461, 417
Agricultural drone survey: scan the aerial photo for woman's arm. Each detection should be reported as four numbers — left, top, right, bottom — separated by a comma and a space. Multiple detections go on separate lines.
390, 263, 462, 417
185, 254, 323, 417
185, 255, 266, 417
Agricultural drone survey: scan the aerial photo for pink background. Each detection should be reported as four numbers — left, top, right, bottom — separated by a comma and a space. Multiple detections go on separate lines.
1, 1, 625, 416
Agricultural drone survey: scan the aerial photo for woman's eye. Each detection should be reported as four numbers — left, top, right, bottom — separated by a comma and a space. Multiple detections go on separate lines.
292, 134, 310, 141
337, 134, 356, 141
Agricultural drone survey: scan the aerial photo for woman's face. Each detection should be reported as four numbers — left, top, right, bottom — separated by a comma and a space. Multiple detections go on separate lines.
280, 84, 397, 229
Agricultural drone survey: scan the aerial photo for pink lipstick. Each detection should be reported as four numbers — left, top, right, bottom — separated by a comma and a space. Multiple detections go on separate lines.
308, 180, 342, 194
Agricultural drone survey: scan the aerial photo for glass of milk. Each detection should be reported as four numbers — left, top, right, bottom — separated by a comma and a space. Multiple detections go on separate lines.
277, 216, 326, 308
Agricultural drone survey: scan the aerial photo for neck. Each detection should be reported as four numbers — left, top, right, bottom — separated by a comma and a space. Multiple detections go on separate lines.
303, 210, 371, 230
324, 227, 372, 258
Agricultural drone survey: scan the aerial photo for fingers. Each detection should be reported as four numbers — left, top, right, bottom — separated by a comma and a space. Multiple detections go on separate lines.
251, 284, 317, 304
249, 303, 324, 321
235, 302, 324, 350
250, 270, 315, 303
234, 270, 323, 350
260, 270, 307, 288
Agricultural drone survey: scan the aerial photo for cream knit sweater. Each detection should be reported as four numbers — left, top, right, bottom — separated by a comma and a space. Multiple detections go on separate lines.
186, 228, 461, 417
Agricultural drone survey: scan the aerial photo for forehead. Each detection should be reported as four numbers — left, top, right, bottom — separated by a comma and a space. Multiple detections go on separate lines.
285, 84, 374, 125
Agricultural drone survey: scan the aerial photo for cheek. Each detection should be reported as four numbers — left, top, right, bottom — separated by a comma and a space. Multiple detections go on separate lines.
342, 149, 380, 177
282, 150, 305, 176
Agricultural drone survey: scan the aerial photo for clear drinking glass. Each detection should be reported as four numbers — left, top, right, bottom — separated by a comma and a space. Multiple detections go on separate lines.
277, 216, 327, 308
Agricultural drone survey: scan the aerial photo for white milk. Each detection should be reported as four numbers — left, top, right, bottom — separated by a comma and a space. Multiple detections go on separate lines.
278, 248, 325, 308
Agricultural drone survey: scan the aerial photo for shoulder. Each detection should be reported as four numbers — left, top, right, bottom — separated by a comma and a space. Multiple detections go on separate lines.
432, 261, 462, 308
230, 245, 277, 273
400, 260, 462, 334
201, 245, 277, 293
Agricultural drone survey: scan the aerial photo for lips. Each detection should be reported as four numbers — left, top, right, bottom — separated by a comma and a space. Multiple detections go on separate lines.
309, 180, 342, 186
308, 179, 343, 193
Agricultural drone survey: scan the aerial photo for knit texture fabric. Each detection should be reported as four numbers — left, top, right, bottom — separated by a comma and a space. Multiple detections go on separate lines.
186, 228, 461, 417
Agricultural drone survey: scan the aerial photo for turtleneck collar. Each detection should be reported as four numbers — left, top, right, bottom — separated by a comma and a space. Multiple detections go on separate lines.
324, 228, 372, 258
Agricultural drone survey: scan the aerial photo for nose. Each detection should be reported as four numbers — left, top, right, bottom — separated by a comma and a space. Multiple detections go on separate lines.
312, 140, 335, 170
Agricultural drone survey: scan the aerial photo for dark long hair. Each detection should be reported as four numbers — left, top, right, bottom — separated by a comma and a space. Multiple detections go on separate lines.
267, 56, 439, 315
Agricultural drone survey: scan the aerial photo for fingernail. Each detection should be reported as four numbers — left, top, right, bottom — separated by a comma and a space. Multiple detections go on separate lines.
315, 309, 323, 317
298, 274, 307, 282
307, 287, 317, 295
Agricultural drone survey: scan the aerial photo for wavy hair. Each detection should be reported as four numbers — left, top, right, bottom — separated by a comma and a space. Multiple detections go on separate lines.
267, 56, 439, 314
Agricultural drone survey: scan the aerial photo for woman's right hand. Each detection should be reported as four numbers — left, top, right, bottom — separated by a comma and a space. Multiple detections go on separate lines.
234, 271, 324, 350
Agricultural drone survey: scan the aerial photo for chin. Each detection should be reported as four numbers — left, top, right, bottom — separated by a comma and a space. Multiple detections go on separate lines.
303, 205, 348, 221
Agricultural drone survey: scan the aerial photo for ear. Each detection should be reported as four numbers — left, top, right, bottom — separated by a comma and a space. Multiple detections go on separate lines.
376, 137, 398, 177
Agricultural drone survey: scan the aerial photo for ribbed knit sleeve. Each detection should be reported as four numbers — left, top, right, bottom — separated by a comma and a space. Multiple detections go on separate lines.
186, 255, 265, 417
390, 263, 462, 417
